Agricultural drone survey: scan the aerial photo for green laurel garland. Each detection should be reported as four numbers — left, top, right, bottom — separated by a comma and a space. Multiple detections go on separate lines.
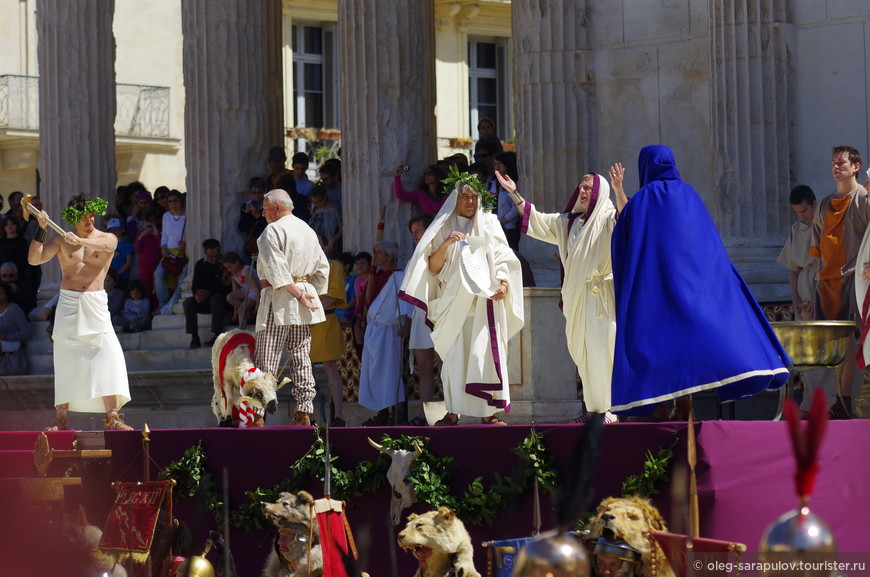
442, 165, 498, 212
61, 197, 109, 226
159, 429, 557, 532
620, 442, 676, 498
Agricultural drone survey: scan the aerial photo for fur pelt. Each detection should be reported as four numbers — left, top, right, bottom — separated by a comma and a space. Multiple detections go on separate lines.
398, 507, 479, 577
261, 491, 323, 577
584, 496, 674, 577
211, 329, 287, 427
62, 505, 127, 577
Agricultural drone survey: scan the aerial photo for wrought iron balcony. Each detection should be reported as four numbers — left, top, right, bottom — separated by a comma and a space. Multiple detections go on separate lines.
0, 75, 171, 138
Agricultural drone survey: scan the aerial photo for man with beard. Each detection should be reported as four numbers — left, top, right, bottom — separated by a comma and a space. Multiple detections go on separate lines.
29, 194, 132, 431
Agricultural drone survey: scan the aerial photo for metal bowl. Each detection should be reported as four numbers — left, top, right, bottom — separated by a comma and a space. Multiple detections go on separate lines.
770, 320, 857, 369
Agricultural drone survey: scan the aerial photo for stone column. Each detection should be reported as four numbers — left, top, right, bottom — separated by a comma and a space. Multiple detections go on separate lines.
511, 0, 594, 213
710, 0, 795, 299
510, 0, 595, 285
181, 0, 284, 256
37, 0, 117, 287
338, 0, 435, 257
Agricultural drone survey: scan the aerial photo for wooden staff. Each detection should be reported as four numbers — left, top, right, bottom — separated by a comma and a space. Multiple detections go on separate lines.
688, 407, 699, 538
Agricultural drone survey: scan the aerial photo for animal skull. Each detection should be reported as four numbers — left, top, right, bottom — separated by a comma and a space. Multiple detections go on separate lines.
368, 437, 423, 525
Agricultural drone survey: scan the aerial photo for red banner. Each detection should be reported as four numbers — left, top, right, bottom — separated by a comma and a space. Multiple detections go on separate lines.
100, 481, 171, 563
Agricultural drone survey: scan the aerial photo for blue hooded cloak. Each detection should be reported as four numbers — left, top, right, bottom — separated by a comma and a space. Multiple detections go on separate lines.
610, 145, 790, 411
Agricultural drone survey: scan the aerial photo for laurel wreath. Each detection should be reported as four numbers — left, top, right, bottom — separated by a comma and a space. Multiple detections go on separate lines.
442, 165, 498, 212
61, 197, 109, 226
159, 429, 558, 532
159, 431, 674, 534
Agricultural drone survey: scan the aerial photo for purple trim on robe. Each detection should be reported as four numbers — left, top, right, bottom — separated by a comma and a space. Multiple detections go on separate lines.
464, 299, 511, 413
566, 174, 600, 236
519, 202, 532, 234
398, 290, 434, 329
563, 184, 581, 214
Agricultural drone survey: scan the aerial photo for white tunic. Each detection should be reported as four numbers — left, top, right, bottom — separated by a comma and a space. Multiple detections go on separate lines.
522, 175, 616, 412
53, 290, 131, 412
357, 271, 413, 411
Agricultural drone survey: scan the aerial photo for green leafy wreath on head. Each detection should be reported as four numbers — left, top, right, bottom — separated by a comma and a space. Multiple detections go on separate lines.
442, 164, 497, 212
61, 197, 109, 226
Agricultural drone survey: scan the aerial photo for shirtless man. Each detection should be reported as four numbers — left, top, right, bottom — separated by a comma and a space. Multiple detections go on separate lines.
29, 193, 133, 431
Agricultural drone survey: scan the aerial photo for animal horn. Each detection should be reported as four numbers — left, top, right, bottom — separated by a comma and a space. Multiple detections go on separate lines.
367, 437, 387, 453
411, 440, 423, 459
276, 377, 291, 390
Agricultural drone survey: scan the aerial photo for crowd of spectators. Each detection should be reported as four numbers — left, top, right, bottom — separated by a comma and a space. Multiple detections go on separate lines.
0, 127, 522, 392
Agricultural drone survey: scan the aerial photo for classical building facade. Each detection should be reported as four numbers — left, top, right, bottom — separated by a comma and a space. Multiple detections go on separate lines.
0, 0, 868, 299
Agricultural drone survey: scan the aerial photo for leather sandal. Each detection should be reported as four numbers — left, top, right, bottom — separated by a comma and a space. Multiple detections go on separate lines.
45, 405, 69, 431
291, 411, 313, 426
104, 410, 133, 431
434, 412, 459, 426
480, 415, 507, 425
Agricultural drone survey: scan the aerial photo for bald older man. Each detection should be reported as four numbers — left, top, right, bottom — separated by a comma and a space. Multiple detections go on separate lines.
254, 188, 330, 426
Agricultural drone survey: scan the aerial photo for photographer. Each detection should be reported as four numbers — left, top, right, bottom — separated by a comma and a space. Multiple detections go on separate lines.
239, 177, 268, 258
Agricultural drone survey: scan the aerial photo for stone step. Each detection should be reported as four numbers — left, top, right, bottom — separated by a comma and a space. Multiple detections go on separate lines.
24, 313, 237, 375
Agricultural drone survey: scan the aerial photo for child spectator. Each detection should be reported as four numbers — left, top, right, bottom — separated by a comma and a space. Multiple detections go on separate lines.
107, 217, 134, 291
291, 152, 315, 197
221, 251, 260, 330
112, 280, 152, 333
104, 268, 125, 318
335, 252, 357, 327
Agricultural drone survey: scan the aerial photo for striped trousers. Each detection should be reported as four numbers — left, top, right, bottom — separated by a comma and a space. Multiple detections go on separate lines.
254, 307, 316, 415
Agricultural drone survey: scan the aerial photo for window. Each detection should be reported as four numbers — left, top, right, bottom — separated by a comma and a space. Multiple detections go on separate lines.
468, 37, 511, 141
291, 22, 338, 129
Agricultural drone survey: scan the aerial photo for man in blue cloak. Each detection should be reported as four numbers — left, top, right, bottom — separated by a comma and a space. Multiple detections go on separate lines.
610, 145, 791, 413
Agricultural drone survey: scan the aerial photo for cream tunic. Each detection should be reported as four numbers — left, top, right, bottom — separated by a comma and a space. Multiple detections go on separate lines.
522, 176, 616, 412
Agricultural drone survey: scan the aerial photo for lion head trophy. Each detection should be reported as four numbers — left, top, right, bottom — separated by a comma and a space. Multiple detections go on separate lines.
511, 414, 606, 577
759, 388, 836, 574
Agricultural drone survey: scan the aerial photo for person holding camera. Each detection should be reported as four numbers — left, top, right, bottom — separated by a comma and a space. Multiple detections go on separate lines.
393, 163, 448, 216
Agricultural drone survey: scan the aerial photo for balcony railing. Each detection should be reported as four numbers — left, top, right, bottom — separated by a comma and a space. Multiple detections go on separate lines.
116, 83, 170, 138
0, 75, 39, 130
0, 75, 171, 138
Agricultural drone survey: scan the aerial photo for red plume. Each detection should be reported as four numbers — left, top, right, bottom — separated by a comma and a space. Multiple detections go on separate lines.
783, 387, 829, 499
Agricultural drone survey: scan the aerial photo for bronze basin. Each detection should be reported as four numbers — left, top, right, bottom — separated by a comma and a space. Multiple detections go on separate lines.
770, 320, 857, 369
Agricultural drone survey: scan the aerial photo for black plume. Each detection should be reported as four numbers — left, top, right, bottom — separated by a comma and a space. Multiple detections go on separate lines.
208, 529, 238, 577
555, 413, 605, 531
